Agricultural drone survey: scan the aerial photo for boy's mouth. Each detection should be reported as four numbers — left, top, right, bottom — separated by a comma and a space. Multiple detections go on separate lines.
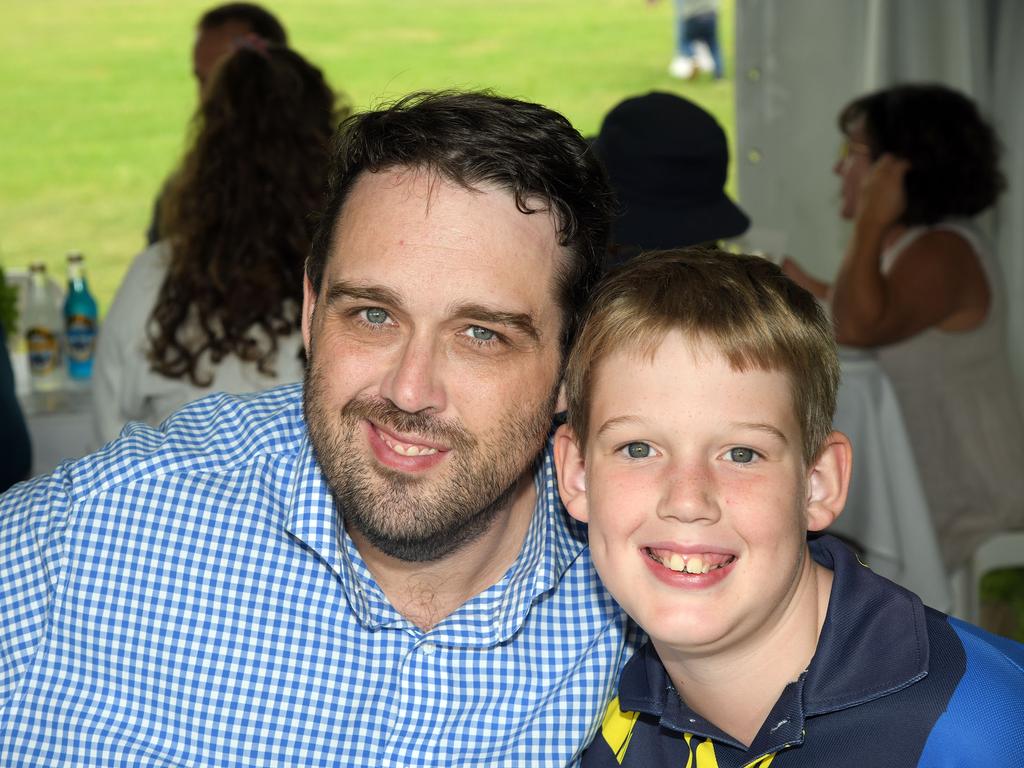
645, 547, 735, 575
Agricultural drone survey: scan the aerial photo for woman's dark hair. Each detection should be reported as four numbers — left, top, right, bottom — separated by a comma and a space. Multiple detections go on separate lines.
150, 44, 341, 386
199, 3, 287, 44
306, 90, 614, 356
839, 83, 1005, 225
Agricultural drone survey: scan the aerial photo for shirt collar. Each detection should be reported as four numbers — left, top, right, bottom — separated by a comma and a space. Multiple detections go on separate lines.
284, 426, 587, 646
617, 535, 929, 753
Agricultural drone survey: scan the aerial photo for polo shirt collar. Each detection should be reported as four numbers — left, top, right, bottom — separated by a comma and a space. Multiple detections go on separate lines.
284, 429, 586, 646
617, 535, 929, 754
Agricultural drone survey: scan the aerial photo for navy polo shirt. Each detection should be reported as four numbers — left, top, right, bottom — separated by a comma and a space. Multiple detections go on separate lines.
583, 535, 1024, 767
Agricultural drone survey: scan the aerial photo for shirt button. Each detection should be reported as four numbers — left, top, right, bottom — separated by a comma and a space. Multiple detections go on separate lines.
419, 642, 435, 656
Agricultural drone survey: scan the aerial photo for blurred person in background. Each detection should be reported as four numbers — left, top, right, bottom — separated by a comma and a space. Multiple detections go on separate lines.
94, 41, 339, 445
146, 2, 289, 245
649, 0, 723, 79
0, 325, 31, 491
591, 91, 748, 269
783, 83, 1024, 569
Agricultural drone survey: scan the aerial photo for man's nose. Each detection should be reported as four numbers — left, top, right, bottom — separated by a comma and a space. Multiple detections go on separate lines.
379, 333, 447, 415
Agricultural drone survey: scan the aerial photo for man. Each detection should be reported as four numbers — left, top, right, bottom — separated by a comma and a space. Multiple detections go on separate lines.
146, 3, 288, 245
0, 91, 635, 766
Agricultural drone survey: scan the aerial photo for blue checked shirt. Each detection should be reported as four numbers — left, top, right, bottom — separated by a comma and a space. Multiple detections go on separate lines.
0, 384, 635, 767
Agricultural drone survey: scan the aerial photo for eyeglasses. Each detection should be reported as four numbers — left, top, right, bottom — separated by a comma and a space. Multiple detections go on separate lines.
836, 138, 872, 163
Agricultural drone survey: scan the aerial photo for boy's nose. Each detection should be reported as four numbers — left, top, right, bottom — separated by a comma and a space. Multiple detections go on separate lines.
657, 460, 721, 525
379, 333, 447, 415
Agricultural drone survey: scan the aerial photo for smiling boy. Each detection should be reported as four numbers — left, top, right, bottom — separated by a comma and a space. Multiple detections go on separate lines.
555, 248, 1024, 767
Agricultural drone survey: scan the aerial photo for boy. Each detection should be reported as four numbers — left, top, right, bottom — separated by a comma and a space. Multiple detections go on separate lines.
555, 248, 1024, 767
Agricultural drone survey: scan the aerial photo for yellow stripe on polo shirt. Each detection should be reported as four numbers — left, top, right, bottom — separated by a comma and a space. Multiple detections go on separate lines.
600, 696, 640, 764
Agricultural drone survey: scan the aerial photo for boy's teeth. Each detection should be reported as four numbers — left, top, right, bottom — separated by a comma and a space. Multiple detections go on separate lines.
653, 549, 732, 574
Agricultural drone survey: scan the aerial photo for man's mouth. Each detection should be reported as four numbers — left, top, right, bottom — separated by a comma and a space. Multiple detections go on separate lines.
372, 428, 444, 456
378, 430, 439, 457
644, 547, 736, 575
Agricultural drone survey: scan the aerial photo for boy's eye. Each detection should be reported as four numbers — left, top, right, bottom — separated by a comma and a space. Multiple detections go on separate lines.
727, 447, 757, 464
362, 308, 390, 324
623, 442, 652, 459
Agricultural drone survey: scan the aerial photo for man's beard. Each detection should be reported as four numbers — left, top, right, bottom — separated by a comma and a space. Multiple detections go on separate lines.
302, 361, 557, 563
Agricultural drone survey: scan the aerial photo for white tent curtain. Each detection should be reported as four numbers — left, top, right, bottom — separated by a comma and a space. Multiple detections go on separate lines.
734, 0, 1023, 401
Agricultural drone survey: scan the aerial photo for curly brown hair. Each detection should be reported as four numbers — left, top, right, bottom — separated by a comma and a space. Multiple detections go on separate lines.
150, 44, 341, 386
839, 83, 1005, 226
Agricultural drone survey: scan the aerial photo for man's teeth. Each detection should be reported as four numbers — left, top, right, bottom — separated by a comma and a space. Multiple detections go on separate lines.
382, 435, 438, 456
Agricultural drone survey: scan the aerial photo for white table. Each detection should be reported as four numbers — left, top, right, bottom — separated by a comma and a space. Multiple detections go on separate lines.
20, 385, 97, 477
830, 348, 951, 612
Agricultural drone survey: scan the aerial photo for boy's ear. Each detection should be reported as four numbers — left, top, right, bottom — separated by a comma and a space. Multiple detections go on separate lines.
553, 423, 589, 523
805, 430, 852, 532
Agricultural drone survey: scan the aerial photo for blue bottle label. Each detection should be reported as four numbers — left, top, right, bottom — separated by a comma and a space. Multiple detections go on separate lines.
66, 314, 96, 363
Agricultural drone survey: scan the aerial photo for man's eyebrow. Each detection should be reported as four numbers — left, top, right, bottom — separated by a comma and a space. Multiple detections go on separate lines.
452, 302, 541, 342
324, 279, 403, 307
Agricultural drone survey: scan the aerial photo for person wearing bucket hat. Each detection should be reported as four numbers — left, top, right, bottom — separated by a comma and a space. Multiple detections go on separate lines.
591, 91, 748, 266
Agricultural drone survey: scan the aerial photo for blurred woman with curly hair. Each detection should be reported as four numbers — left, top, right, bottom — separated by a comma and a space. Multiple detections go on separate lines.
783, 83, 1024, 569
94, 40, 341, 444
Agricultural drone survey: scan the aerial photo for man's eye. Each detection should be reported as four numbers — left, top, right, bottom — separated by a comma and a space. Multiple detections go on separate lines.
727, 447, 757, 464
624, 442, 651, 459
363, 308, 389, 324
466, 326, 496, 341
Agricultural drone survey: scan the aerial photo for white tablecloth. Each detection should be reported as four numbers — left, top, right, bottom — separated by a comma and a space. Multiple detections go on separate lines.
829, 349, 951, 612
20, 386, 96, 478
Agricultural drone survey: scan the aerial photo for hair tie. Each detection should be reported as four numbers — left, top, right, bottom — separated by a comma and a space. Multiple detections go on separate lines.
233, 33, 270, 59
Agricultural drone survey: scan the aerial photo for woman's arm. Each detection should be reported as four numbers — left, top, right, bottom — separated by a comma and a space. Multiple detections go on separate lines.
830, 155, 987, 347
781, 257, 831, 300
91, 244, 166, 446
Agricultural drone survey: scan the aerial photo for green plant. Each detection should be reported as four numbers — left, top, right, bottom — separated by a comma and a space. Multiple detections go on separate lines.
0, 268, 18, 337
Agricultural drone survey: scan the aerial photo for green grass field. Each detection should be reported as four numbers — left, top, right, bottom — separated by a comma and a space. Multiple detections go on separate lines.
0, 0, 735, 311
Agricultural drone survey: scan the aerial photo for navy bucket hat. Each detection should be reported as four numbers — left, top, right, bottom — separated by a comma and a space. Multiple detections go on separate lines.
591, 91, 749, 251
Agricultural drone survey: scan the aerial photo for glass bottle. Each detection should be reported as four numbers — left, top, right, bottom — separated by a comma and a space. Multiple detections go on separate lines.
24, 262, 63, 391
64, 250, 98, 381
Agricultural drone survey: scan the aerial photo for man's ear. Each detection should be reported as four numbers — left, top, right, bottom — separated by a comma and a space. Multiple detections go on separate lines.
301, 269, 317, 355
554, 381, 567, 415
805, 430, 853, 532
553, 423, 589, 523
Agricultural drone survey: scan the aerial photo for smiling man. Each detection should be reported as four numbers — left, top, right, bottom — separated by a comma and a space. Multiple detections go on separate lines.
0, 91, 635, 766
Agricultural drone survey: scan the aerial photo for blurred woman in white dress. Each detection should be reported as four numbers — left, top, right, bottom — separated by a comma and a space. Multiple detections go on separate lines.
784, 83, 1024, 568
94, 40, 339, 444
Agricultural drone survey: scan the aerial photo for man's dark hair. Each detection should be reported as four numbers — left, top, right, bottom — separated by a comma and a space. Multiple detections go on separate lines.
307, 90, 614, 355
199, 3, 288, 44
839, 83, 1004, 226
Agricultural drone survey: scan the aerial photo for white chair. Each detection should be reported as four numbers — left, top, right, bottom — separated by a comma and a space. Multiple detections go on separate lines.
950, 530, 1024, 625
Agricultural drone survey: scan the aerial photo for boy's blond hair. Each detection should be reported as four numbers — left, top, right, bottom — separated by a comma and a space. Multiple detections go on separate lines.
564, 247, 839, 465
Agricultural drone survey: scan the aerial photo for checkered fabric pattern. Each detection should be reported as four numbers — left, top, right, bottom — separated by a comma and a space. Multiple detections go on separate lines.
0, 384, 635, 767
